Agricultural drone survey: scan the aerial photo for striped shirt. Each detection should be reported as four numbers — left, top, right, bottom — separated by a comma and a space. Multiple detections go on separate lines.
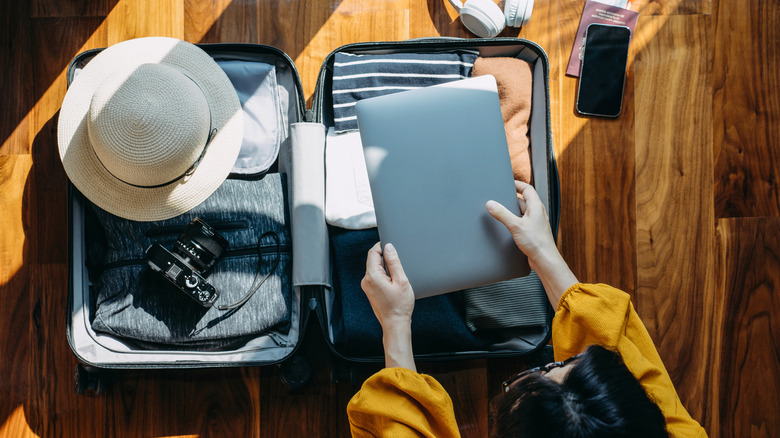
332, 51, 479, 132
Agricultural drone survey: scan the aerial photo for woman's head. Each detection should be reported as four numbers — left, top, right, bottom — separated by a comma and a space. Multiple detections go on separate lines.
491, 345, 668, 438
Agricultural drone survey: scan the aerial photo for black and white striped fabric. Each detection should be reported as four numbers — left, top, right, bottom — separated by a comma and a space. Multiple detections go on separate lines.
463, 271, 550, 332
331, 51, 479, 132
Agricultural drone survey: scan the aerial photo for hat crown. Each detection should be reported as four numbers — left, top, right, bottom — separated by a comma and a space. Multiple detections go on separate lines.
87, 63, 211, 187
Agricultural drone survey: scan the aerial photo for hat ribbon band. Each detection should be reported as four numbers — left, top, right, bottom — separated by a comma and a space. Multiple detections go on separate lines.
95, 126, 217, 189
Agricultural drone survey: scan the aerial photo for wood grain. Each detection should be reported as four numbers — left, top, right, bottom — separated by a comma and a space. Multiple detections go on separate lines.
420, 360, 489, 438
632, 13, 715, 424
26, 264, 106, 438
555, 0, 638, 294
631, 0, 712, 16
105, 0, 184, 43
105, 368, 260, 437
712, 0, 780, 218
31, 0, 116, 18
1, 0, 779, 436
294, 0, 411, 101
185, 0, 249, 44
0, 1, 33, 155
713, 218, 780, 438
0, 156, 32, 438
29, 18, 108, 145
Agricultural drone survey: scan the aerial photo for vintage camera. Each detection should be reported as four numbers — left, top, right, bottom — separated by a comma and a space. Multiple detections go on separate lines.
145, 218, 229, 307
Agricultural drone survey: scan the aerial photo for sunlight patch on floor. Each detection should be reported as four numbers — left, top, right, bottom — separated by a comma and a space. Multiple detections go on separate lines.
0, 405, 35, 438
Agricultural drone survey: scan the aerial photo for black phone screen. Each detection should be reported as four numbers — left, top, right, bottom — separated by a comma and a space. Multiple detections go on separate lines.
576, 24, 631, 117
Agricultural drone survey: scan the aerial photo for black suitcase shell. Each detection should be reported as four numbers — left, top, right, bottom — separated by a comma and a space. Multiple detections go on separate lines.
66, 38, 561, 372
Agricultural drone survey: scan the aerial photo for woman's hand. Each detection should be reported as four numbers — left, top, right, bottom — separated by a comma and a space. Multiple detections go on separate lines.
361, 242, 417, 371
486, 181, 578, 308
486, 181, 558, 272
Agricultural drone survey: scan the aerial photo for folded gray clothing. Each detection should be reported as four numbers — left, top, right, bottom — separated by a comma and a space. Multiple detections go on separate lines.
86, 175, 292, 348
331, 51, 478, 132
463, 271, 550, 333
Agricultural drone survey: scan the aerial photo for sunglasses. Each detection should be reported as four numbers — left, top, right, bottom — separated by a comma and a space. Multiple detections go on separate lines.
501, 353, 583, 393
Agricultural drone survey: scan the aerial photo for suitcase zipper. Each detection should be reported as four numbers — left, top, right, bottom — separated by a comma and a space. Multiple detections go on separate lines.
99, 244, 291, 271
266, 331, 287, 347
144, 220, 248, 238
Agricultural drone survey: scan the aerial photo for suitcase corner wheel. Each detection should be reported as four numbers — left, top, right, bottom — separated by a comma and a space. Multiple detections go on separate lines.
330, 356, 380, 386
278, 355, 312, 389
73, 363, 109, 395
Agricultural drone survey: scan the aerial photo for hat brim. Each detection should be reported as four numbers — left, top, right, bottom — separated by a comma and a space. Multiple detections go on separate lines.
58, 37, 243, 222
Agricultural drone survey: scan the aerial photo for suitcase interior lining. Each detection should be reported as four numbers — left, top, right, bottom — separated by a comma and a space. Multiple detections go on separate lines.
318, 43, 553, 359
69, 51, 306, 366
68, 41, 555, 366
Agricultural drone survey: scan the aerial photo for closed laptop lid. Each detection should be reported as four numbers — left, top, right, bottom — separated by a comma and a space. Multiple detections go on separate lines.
356, 75, 530, 298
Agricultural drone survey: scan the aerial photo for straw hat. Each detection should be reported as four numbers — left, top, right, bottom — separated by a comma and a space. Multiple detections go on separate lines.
58, 37, 243, 221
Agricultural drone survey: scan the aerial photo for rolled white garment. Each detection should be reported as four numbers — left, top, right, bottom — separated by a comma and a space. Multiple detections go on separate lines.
324, 127, 377, 229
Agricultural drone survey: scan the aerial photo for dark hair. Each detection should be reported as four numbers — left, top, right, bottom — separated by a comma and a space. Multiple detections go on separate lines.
490, 345, 668, 438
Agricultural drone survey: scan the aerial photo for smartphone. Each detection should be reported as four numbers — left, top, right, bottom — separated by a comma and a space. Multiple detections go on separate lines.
576, 23, 631, 118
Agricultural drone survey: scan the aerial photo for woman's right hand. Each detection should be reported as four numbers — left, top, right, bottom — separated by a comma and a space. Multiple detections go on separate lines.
486, 181, 579, 307
485, 181, 558, 272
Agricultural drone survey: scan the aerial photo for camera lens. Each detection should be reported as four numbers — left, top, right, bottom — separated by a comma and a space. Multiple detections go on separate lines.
173, 218, 229, 274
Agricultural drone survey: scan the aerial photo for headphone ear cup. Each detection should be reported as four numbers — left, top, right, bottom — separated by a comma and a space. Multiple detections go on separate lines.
504, 0, 533, 28
459, 0, 506, 38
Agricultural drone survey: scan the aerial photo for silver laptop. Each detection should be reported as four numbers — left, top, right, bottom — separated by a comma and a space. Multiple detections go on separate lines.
355, 75, 530, 299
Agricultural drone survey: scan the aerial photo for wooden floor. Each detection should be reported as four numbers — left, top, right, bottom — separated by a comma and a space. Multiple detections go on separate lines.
1, 0, 778, 436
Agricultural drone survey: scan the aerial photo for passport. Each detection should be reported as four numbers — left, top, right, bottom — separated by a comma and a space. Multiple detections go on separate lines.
567, 0, 639, 77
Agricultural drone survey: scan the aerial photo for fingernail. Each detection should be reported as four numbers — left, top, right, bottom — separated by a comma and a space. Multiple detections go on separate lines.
486, 200, 497, 210
384, 243, 396, 255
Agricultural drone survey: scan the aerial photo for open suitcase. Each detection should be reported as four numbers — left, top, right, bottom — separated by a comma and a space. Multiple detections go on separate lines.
66, 38, 560, 393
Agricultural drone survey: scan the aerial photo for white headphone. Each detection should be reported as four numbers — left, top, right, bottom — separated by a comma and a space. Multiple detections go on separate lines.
448, 0, 534, 38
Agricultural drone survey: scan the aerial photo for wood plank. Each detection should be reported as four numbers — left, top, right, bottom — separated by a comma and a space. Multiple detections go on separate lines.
713, 218, 780, 438
25, 264, 106, 437
0, 156, 33, 438
0, 1, 33, 155
258, 366, 338, 437
294, 0, 411, 101
31, 0, 115, 18
257, 327, 354, 438
555, 3, 638, 293
632, 0, 711, 15
105, 0, 184, 44
29, 17, 108, 147
27, 18, 107, 265
183, 0, 238, 43
1, 0, 778, 436
105, 368, 258, 437
632, 13, 714, 425
0, 156, 31, 282
420, 360, 488, 438
712, 0, 780, 218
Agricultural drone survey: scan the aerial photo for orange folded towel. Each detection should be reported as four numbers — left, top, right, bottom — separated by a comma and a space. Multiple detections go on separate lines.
471, 57, 534, 184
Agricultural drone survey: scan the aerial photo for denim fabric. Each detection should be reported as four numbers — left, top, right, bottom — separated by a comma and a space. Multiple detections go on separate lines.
86, 175, 292, 349
329, 227, 488, 356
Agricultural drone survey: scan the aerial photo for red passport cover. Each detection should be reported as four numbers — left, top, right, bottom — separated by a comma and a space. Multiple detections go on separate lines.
566, 0, 639, 77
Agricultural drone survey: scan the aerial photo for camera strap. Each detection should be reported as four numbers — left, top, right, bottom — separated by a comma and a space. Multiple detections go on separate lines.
216, 230, 281, 311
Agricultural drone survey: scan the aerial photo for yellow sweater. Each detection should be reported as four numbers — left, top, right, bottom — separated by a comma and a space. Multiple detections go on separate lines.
347, 283, 708, 437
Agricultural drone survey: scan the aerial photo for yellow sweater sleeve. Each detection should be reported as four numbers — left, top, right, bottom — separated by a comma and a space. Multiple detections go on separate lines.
553, 283, 708, 438
347, 367, 461, 438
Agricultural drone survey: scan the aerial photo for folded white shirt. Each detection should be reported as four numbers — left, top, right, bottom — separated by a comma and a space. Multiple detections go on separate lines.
325, 127, 377, 229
